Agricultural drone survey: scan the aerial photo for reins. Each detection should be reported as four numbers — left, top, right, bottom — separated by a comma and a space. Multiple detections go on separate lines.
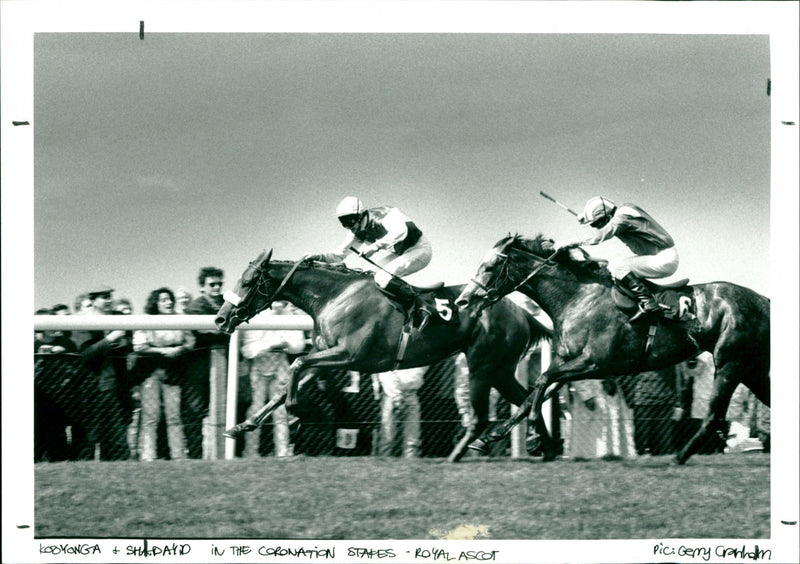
269, 258, 304, 303
228, 257, 304, 320
472, 244, 559, 304
507, 248, 560, 295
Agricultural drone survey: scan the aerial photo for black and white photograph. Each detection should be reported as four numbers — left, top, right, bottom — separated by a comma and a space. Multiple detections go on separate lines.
2, 1, 798, 563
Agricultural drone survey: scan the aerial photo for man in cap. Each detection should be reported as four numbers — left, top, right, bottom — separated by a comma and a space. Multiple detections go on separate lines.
72, 285, 133, 460
304, 196, 435, 330
554, 197, 679, 324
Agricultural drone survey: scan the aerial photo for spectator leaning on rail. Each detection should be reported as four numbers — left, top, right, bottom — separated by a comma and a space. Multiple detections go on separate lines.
553, 197, 679, 324
74, 293, 93, 315
50, 303, 73, 340
239, 300, 306, 458
174, 288, 193, 314
183, 266, 229, 459
133, 288, 196, 461
71, 285, 134, 461
303, 196, 435, 331
34, 307, 79, 462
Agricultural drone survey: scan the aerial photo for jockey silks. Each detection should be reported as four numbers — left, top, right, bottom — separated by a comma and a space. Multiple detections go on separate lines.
580, 203, 675, 256
351, 206, 423, 256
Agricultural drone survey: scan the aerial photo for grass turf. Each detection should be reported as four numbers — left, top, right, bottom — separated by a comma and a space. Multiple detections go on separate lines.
34, 453, 769, 540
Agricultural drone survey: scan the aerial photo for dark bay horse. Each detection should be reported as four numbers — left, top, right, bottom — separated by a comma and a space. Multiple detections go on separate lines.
455, 234, 770, 464
214, 249, 551, 462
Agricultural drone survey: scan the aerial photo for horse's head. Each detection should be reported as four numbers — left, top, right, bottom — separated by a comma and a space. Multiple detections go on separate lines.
215, 249, 279, 334
455, 234, 554, 313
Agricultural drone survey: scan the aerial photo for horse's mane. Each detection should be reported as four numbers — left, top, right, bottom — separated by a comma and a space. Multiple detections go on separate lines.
270, 259, 373, 279
503, 233, 612, 284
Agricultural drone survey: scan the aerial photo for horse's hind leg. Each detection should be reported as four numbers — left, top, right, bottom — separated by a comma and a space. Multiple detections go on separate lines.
742, 356, 770, 407
449, 419, 489, 463
675, 361, 742, 465
490, 366, 559, 461
284, 345, 353, 414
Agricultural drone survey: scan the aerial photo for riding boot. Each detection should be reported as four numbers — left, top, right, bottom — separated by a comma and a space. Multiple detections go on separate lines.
620, 272, 660, 324
379, 278, 433, 331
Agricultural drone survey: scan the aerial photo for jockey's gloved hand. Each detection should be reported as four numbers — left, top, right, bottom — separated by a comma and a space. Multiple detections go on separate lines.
361, 243, 380, 257
303, 253, 324, 263
553, 240, 578, 253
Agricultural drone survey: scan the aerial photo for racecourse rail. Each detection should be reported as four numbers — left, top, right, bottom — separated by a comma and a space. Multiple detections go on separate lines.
33, 313, 552, 461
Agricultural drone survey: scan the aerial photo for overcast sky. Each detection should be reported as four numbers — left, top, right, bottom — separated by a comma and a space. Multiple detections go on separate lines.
31, 32, 773, 311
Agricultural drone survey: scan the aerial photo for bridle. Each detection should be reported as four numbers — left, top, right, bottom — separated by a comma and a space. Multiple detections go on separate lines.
469, 243, 560, 305
223, 256, 303, 324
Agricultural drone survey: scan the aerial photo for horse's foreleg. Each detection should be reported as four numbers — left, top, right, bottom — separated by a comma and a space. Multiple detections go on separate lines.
483, 355, 598, 448
284, 345, 354, 414
224, 370, 317, 438
224, 391, 287, 438
675, 361, 742, 465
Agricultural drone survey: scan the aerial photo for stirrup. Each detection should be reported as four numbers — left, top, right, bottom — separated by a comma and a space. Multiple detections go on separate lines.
417, 308, 433, 332
629, 305, 660, 324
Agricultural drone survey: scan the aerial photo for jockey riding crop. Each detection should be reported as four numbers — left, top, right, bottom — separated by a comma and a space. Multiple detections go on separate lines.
349, 246, 404, 282
540, 191, 579, 217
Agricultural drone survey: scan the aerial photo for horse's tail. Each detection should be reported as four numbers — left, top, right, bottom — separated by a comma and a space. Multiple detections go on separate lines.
521, 308, 552, 354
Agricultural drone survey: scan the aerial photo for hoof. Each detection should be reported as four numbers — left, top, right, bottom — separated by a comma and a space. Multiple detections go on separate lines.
224, 422, 256, 438
673, 455, 687, 465
467, 439, 487, 455
526, 435, 543, 457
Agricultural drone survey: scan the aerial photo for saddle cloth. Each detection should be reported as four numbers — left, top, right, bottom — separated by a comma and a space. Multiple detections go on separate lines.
612, 278, 695, 322
386, 283, 460, 328
417, 284, 460, 327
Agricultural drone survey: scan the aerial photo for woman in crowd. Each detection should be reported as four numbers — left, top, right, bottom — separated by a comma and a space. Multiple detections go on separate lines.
133, 288, 195, 461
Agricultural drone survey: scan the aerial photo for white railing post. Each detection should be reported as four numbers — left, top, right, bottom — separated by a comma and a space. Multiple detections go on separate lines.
510, 353, 529, 458
224, 330, 241, 460
204, 348, 228, 460
540, 339, 553, 434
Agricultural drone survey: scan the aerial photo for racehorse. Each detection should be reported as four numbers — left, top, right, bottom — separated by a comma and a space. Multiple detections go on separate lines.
214, 249, 552, 462
455, 234, 770, 465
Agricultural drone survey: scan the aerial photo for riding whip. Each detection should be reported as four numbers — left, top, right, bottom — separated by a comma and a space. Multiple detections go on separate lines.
349, 246, 403, 281
540, 191, 579, 217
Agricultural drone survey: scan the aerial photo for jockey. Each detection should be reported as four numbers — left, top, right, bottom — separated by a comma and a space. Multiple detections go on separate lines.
304, 196, 435, 330
554, 196, 679, 324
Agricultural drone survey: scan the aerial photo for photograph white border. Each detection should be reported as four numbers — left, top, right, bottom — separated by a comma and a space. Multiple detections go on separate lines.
2, 2, 797, 563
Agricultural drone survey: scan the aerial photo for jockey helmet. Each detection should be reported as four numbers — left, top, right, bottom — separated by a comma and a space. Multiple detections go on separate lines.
336, 196, 365, 228
579, 196, 617, 227
336, 196, 364, 218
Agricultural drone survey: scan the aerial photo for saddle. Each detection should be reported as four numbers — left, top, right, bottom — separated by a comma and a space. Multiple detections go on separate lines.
612, 278, 695, 322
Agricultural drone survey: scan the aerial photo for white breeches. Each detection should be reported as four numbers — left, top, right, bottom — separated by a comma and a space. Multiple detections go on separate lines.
373, 235, 433, 287
609, 247, 679, 281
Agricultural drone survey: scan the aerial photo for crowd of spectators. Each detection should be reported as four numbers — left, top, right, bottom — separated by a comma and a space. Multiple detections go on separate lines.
34, 269, 230, 462
34, 275, 770, 463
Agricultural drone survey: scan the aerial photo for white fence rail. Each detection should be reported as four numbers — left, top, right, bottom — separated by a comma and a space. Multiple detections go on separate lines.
33, 314, 314, 332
